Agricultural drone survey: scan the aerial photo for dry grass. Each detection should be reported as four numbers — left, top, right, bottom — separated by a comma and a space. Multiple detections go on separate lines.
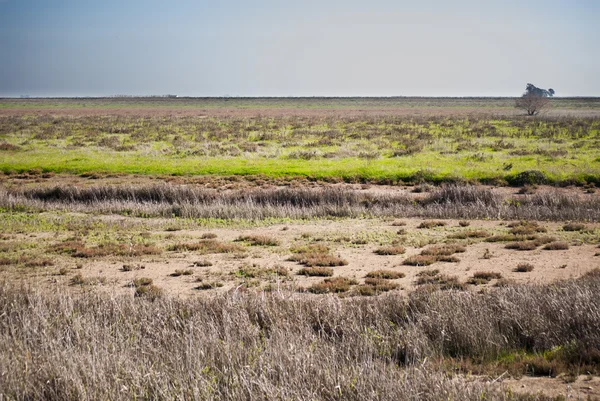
448, 230, 488, 239
4, 184, 600, 221
288, 244, 348, 267
508, 221, 547, 235
168, 240, 243, 254
50, 241, 160, 258
415, 271, 466, 290
0, 255, 54, 267
235, 234, 280, 246
467, 271, 503, 285
307, 277, 358, 294
417, 220, 447, 229
297, 266, 334, 277
365, 270, 405, 279
421, 244, 466, 256
169, 269, 194, 277
373, 245, 406, 255
505, 241, 539, 251
562, 223, 586, 232
404, 244, 465, 266
1, 273, 599, 399
403, 255, 438, 266
543, 241, 570, 250
515, 263, 535, 272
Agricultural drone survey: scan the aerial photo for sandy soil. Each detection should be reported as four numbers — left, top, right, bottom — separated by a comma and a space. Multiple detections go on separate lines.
8, 216, 598, 298
500, 375, 600, 400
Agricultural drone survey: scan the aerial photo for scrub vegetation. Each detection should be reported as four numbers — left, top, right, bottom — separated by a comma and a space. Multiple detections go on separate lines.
1, 98, 600, 400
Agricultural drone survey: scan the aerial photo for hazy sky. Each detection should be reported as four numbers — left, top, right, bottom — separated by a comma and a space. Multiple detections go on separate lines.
1, 0, 598, 97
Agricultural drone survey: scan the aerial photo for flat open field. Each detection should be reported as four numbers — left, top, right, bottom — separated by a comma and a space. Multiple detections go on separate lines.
1, 98, 600, 400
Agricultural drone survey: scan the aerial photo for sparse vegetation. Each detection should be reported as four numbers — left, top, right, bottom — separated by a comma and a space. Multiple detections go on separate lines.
365, 270, 405, 279
1, 99, 600, 399
297, 266, 334, 277
307, 276, 357, 294
418, 220, 447, 229
515, 263, 535, 272
168, 240, 243, 254
235, 234, 280, 246
543, 241, 569, 250
288, 244, 348, 267
467, 271, 502, 285
373, 245, 406, 255
563, 223, 585, 232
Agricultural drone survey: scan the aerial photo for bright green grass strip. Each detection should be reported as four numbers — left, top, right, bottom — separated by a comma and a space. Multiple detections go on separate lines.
2, 149, 599, 184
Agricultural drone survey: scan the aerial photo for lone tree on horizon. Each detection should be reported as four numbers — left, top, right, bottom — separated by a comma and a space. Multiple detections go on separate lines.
515, 83, 555, 116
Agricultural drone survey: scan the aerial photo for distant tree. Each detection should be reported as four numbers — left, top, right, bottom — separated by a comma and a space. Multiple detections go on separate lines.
525, 83, 555, 98
516, 84, 555, 115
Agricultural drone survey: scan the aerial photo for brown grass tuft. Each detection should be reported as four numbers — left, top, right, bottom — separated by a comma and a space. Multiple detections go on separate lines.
235, 234, 280, 246
418, 220, 447, 229
543, 241, 569, 250
515, 263, 535, 272
168, 240, 243, 254
562, 223, 585, 232
365, 270, 405, 279
374, 245, 406, 255
307, 277, 357, 294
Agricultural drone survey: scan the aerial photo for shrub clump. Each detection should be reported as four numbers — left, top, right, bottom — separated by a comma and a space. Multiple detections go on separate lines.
297, 266, 334, 277
543, 241, 569, 251
418, 220, 447, 229
403, 255, 437, 266
133, 277, 162, 300
288, 244, 348, 267
365, 270, 405, 279
168, 240, 243, 254
467, 271, 502, 285
235, 235, 280, 246
563, 223, 586, 232
307, 277, 357, 294
515, 263, 535, 272
374, 245, 406, 256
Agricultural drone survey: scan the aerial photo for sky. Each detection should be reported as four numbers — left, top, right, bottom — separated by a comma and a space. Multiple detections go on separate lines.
0, 0, 598, 97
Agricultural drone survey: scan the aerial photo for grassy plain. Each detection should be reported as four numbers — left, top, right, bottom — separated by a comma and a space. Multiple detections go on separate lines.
1, 97, 600, 400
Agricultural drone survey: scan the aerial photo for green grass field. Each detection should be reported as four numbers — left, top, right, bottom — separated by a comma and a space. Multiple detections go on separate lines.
1, 108, 599, 184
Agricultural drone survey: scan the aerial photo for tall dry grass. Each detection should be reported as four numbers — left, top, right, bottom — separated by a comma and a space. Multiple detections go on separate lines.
1, 184, 599, 221
1, 273, 599, 400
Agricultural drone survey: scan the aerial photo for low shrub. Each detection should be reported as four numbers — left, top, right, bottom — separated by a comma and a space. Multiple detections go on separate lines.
170, 269, 194, 277
168, 240, 243, 254
365, 270, 405, 279
308, 277, 357, 294
543, 241, 569, 250
235, 234, 280, 246
374, 245, 406, 255
467, 271, 502, 285
403, 255, 437, 266
297, 267, 334, 277
515, 263, 534, 272
448, 230, 488, 239
505, 241, 538, 251
418, 220, 447, 229
562, 223, 586, 232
